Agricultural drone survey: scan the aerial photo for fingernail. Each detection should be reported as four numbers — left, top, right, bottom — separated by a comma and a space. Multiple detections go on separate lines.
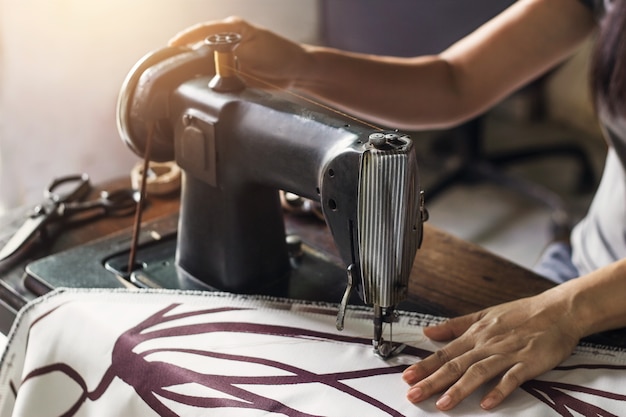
436, 394, 452, 410
407, 386, 423, 402
481, 396, 496, 410
402, 369, 416, 383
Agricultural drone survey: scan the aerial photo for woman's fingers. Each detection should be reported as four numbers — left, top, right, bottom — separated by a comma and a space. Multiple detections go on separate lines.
405, 341, 511, 408
430, 354, 526, 410
166, 17, 306, 89
406, 346, 529, 410
479, 363, 528, 409
403, 314, 480, 385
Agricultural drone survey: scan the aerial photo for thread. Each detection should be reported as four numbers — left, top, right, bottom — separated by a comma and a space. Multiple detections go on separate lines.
127, 121, 154, 275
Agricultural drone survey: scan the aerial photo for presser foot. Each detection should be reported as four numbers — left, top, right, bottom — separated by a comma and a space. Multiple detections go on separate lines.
373, 305, 406, 359
373, 338, 406, 359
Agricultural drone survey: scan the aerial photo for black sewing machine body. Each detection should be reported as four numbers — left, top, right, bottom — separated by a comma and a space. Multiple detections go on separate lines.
115, 44, 425, 309
169, 81, 371, 296
22, 43, 426, 355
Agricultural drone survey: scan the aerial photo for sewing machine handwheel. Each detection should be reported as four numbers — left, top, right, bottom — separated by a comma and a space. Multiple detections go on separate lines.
117, 46, 185, 161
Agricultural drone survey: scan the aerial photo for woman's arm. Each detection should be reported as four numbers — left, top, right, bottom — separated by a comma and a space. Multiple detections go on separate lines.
170, 0, 595, 130
403, 258, 626, 411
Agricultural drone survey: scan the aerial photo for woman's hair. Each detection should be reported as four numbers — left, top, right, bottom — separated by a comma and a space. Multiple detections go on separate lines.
591, 0, 626, 116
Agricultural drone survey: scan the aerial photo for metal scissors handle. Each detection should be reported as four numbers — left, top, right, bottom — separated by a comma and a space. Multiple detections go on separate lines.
44, 173, 92, 206
0, 174, 138, 264
0, 174, 92, 263
58, 188, 139, 223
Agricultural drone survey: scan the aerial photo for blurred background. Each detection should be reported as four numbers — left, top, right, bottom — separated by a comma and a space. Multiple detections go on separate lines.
0, 0, 606, 269
0, 0, 319, 210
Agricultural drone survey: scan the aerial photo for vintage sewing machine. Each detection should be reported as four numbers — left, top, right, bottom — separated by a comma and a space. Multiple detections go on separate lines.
26, 34, 428, 357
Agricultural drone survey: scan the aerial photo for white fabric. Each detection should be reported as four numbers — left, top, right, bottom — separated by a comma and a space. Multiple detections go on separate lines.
0, 288, 625, 416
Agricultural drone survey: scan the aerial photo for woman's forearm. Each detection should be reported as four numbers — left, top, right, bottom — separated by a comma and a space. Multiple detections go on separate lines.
291, 0, 595, 131
293, 47, 465, 130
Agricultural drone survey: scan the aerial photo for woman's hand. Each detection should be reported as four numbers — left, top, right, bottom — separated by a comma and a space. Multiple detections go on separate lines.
169, 16, 311, 89
403, 288, 584, 411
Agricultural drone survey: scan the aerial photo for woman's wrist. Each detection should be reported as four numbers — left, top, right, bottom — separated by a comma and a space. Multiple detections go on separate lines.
558, 260, 626, 338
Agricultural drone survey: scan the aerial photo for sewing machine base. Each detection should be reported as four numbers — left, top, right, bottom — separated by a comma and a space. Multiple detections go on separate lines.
24, 213, 364, 307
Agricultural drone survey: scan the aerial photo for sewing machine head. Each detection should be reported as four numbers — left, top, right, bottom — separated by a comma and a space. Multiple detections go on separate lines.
117, 33, 427, 357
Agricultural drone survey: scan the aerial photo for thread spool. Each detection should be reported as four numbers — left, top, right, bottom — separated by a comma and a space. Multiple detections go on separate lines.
205, 32, 245, 92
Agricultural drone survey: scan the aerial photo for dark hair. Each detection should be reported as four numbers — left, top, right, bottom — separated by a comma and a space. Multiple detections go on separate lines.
591, 0, 626, 116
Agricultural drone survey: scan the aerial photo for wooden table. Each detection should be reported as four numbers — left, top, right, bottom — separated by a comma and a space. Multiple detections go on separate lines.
0, 177, 573, 338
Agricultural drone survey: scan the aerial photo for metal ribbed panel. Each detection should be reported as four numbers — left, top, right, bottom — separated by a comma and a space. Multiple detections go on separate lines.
358, 146, 420, 307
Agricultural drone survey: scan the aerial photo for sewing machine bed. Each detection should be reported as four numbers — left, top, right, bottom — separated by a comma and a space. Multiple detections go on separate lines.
1, 288, 625, 416
23, 213, 364, 307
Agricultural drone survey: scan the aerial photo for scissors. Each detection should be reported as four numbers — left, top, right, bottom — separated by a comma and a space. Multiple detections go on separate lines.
0, 173, 139, 264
